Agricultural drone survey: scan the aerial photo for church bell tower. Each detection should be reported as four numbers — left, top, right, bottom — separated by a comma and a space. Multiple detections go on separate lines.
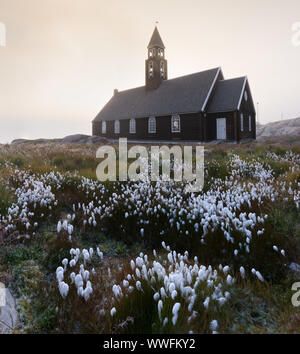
145, 26, 168, 90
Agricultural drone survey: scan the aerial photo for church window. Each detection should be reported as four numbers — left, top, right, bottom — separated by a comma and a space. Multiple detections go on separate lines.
102, 121, 106, 134
148, 116, 156, 133
114, 120, 120, 134
249, 115, 252, 132
240, 114, 244, 132
171, 114, 181, 133
129, 119, 136, 134
148, 61, 154, 78
160, 61, 165, 78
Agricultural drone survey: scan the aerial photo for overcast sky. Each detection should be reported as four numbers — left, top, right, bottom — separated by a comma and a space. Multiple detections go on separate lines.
0, 0, 300, 143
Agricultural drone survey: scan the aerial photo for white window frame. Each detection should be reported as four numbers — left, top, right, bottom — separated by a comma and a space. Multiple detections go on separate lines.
114, 120, 120, 134
249, 115, 252, 132
148, 116, 156, 133
129, 119, 136, 134
102, 121, 106, 134
171, 114, 181, 133
240, 114, 244, 132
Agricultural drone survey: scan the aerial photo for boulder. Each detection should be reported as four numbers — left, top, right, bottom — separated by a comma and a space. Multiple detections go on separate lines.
0, 286, 19, 334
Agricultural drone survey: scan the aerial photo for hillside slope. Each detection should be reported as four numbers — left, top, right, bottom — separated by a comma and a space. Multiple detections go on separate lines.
257, 117, 300, 137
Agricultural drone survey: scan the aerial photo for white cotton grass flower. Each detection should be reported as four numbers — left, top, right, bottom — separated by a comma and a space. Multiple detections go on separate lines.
136, 281, 142, 291
273, 245, 278, 252
281, 249, 285, 256
255, 271, 264, 282
223, 266, 230, 275
171, 290, 177, 300
75, 274, 83, 287
226, 274, 234, 285
153, 292, 160, 301
210, 320, 218, 332
110, 307, 116, 317
136, 257, 143, 268
135, 268, 141, 278
240, 266, 245, 279
67, 224, 73, 235
158, 300, 163, 320
56, 270, 64, 282
203, 297, 210, 309
130, 260, 135, 270
160, 287, 167, 299
96, 247, 103, 260
59, 281, 69, 299
172, 303, 181, 325
70, 272, 76, 283
218, 297, 227, 306
62, 258, 68, 268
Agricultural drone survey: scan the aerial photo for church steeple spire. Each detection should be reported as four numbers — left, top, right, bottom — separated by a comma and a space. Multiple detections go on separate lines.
145, 26, 168, 90
148, 26, 165, 49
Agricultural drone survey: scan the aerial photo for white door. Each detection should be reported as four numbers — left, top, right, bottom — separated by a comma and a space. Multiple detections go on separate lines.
216, 118, 226, 140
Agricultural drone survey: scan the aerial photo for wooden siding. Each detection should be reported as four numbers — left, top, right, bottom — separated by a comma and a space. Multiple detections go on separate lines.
93, 113, 202, 141
205, 112, 235, 141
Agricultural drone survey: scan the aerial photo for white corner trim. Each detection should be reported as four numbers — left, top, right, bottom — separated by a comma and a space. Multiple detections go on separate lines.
237, 77, 248, 111
201, 67, 221, 112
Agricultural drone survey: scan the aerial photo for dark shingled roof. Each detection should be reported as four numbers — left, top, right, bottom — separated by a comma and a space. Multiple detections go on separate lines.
93, 68, 220, 122
206, 77, 247, 113
148, 27, 165, 49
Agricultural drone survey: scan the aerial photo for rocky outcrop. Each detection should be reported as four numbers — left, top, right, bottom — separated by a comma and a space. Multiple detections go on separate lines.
0, 286, 19, 334
11, 134, 108, 145
257, 117, 300, 138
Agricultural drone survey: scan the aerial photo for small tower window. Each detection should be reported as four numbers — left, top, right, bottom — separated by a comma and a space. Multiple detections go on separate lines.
114, 120, 120, 134
160, 61, 165, 78
102, 121, 106, 134
249, 115, 252, 132
148, 61, 154, 78
148, 116, 156, 133
129, 119, 136, 134
171, 114, 181, 133
244, 91, 248, 101
149, 49, 153, 57
240, 114, 244, 132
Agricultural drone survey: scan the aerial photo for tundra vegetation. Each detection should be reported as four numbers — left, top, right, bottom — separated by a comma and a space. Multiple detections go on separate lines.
0, 141, 300, 334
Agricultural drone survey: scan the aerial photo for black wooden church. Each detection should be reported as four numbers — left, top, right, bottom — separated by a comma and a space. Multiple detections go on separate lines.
92, 27, 256, 142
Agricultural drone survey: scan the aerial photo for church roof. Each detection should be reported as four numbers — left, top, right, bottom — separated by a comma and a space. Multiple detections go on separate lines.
148, 26, 165, 49
206, 77, 247, 113
93, 68, 221, 122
